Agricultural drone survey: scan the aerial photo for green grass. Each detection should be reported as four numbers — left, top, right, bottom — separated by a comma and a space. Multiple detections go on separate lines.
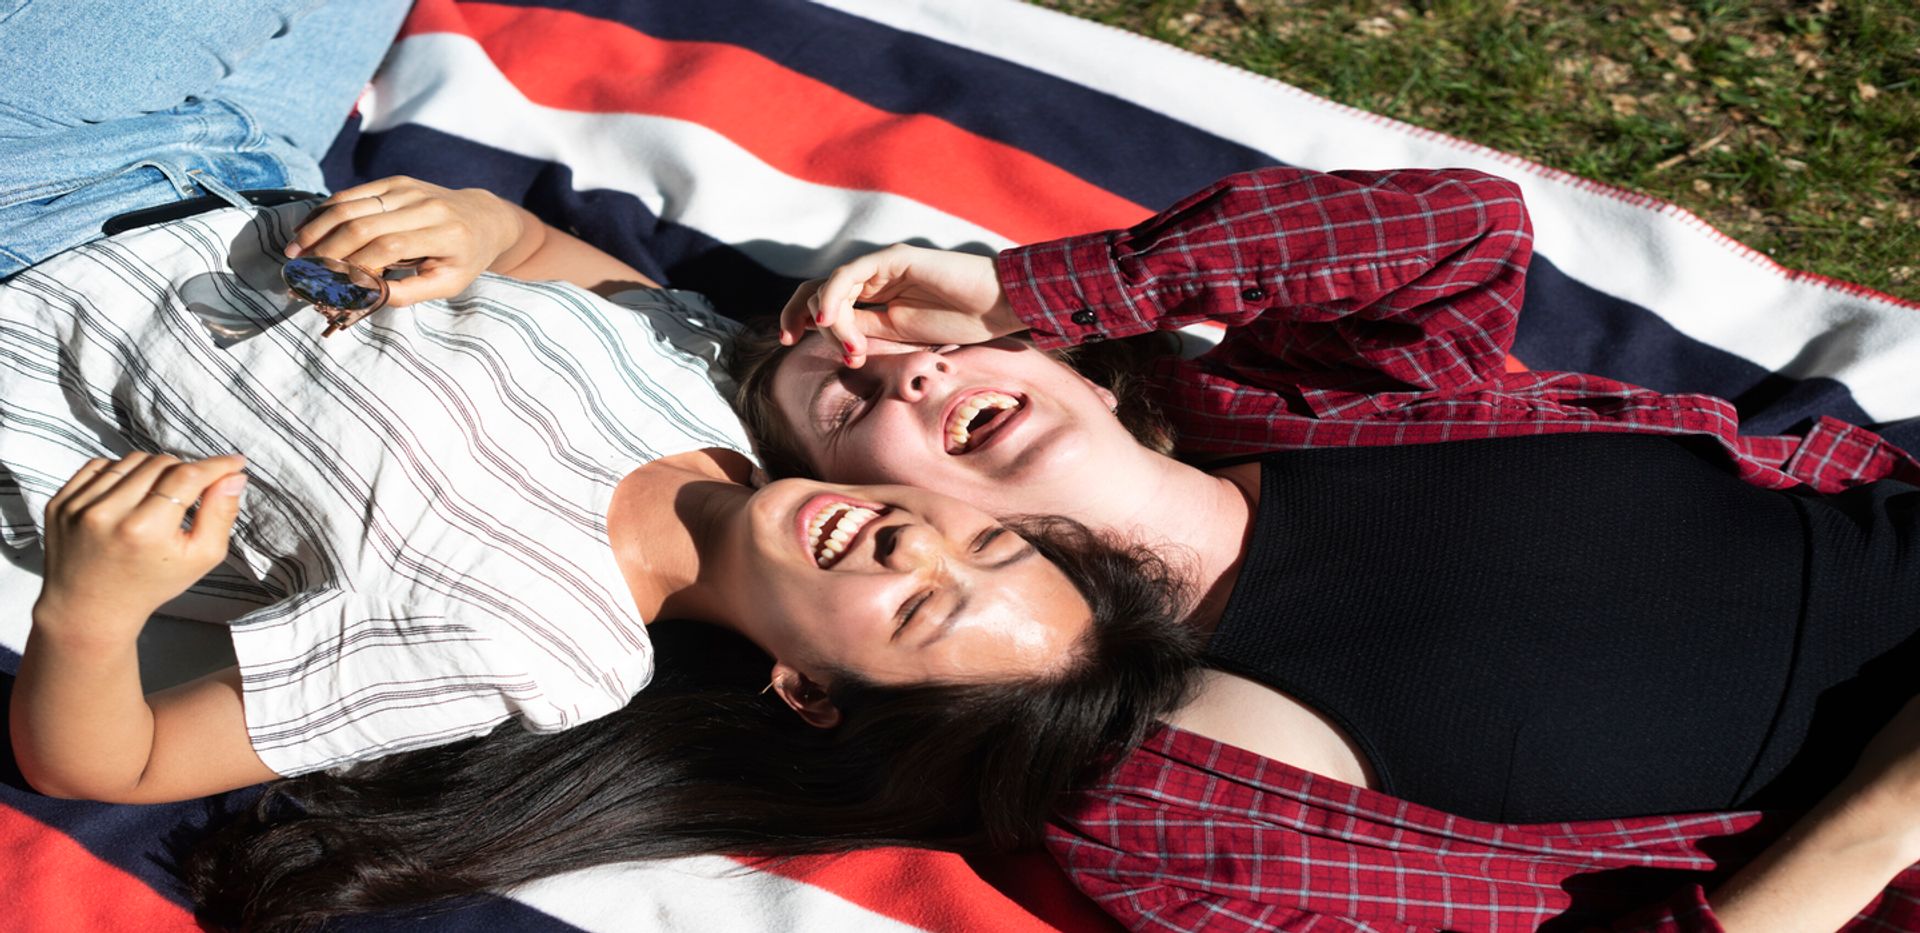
1028, 0, 1920, 302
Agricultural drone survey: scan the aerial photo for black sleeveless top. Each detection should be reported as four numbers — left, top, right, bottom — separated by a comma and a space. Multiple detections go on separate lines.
1205, 433, 1920, 823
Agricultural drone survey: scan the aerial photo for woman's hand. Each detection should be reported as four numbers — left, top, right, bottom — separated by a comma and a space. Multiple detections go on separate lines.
284, 176, 527, 306
17, 454, 271, 804
778, 244, 1023, 366
36, 452, 248, 634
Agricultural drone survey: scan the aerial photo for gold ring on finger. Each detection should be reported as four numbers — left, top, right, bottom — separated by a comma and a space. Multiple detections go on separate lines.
371, 194, 388, 212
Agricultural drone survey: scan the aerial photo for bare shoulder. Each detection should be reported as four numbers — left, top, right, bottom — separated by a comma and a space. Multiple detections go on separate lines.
1163, 669, 1378, 790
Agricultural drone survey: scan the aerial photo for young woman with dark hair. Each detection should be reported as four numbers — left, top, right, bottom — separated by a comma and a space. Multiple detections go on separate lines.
727, 166, 1920, 930
182, 518, 1199, 932
2, 0, 1175, 805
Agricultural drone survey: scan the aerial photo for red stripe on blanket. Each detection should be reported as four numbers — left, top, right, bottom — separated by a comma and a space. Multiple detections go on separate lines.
399, 0, 1152, 243
0, 805, 199, 931
751, 849, 1116, 933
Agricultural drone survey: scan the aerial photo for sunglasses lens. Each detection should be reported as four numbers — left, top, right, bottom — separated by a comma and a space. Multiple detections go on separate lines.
282, 256, 389, 313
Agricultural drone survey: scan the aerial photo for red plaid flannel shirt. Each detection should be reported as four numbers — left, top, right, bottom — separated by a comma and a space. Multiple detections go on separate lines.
996, 167, 1920, 930
997, 167, 1919, 493
1050, 728, 1920, 932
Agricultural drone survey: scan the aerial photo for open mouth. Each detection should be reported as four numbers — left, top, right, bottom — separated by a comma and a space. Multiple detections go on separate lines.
802, 499, 888, 568
944, 390, 1023, 455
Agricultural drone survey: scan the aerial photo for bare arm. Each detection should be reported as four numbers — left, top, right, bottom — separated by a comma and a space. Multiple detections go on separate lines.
10, 452, 277, 803
1709, 696, 1920, 932
485, 200, 662, 298
13, 641, 274, 802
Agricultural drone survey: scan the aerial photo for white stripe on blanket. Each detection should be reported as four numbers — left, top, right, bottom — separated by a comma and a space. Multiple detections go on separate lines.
363, 34, 1014, 280
510, 857, 926, 933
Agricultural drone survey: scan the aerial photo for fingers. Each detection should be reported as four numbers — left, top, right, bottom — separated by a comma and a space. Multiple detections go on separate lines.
46, 457, 120, 514
814, 255, 896, 367
285, 176, 501, 316
289, 203, 449, 273
50, 453, 246, 527
50, 451, 160, 515
288, 178, 412, 258
186, 471, 249, 554
133, 454, 248, 518
777, 273, 871, 365
783, 244, 963, 365
288, 175, 451, 265
382, 264, 471, 307
778, 279, 824, 346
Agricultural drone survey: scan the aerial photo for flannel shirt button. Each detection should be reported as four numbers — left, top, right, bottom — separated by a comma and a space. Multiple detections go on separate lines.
1241, 286, 1267, 302
1070, 308, 1098, 326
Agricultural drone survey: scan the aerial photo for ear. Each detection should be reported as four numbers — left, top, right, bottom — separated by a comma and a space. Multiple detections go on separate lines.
768, 661, 842, 729
1087, 381, 1118, 414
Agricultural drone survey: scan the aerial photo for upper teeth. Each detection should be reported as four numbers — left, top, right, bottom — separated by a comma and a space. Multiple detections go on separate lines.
807, 502, 883, 567
946, 392, 1020, 453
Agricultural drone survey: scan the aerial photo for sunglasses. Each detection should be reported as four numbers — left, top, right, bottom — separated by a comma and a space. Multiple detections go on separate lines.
281, 256, 393, 338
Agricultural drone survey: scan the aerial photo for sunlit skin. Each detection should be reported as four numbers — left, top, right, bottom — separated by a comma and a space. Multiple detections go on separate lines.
768, 332, 1139, 521
737, 478, 1090, 685
607, 453, 1092, 720
766, 331, 1257, 627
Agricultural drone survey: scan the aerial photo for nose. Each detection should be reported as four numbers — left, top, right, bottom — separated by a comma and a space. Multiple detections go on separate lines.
873, 349, 952, 403
872, 520, 948, 571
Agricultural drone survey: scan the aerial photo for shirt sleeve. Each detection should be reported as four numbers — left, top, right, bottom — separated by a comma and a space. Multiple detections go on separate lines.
226, 587, 608, 776
994, 166, 1533, 394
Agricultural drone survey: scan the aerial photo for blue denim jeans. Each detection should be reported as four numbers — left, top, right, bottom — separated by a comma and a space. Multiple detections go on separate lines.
0, 0, 411, 276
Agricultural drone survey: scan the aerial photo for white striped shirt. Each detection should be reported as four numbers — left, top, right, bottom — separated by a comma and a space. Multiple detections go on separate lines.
0, 204, 753, 775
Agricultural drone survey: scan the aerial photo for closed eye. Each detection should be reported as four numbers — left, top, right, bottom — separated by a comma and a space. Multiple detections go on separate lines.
828, 389, 865, 430
816, 377, 875, 451
971, 526, 1005, 553
893, 589, 933, 640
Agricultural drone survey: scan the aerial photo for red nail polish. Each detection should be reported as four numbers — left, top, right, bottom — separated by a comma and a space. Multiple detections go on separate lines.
843, 341, 857, 353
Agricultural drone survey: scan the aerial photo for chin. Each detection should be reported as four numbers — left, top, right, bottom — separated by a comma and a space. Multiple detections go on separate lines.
993, 423, 1096, 478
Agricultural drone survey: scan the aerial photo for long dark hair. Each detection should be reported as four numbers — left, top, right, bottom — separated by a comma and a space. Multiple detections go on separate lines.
725, 318, 1180, 481
183, 517, 1200, 932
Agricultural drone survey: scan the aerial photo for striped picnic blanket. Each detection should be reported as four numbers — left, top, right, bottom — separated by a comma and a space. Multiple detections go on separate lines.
5, 1, 1917, 930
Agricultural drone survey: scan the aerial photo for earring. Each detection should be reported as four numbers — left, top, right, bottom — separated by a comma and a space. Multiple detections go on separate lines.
759, 678, 779, 696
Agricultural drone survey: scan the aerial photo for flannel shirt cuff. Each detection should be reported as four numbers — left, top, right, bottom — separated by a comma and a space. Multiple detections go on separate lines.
1785, 416, 1920, 491
997, 232, 1161, 350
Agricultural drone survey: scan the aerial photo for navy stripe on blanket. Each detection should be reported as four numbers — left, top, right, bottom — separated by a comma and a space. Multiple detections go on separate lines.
1519, 257, 1919, 452
487, 0, 1277, 209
